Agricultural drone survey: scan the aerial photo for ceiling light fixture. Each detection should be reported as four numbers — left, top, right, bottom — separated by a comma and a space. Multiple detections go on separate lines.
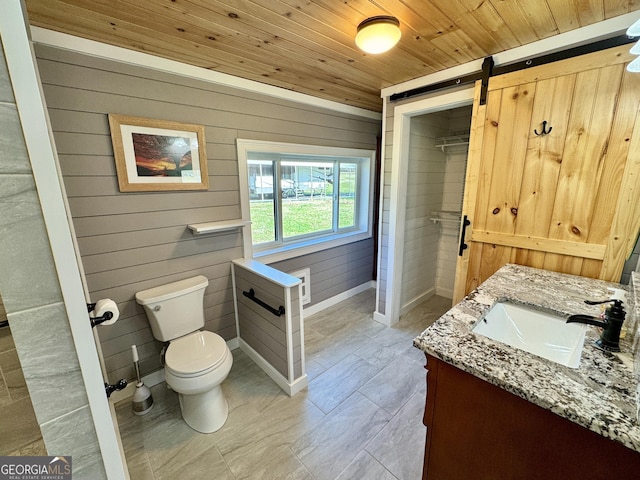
355, 16, 401, 54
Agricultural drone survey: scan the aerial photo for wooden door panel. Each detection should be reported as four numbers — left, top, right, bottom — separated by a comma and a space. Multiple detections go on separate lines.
511, 247, 545, 270
516, 75, 574, 239
453, 45, 640, 302
543, 65, 624, 276
473, 88, 504, 233
465, 233, 483, 293
486, 45, 632, 91
481, 83, 536, 235
600, 103, 640, 280
580, 258, 604, 278
469, 231, 606, 258
587, 70, 640, 280
508, 74, 576, 277
551, 67, 622, 230
453, 83, 486, 302
465, 242, 513, 293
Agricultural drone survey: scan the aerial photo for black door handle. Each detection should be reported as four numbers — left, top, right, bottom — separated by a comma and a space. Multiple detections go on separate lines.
458, 215, 471, 256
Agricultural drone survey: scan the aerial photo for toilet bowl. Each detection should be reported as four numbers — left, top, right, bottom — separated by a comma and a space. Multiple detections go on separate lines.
135, 276, 233, 433
164, 330, 232, 433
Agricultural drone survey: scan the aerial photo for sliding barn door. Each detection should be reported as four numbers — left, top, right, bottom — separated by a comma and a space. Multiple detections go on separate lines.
453, 44, 640, 303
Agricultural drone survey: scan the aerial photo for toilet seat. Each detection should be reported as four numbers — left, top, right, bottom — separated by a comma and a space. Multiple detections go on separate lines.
165, 331, 228, 378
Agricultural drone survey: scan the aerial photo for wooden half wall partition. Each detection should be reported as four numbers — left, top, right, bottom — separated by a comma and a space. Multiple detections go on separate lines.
232, 258, 306, 396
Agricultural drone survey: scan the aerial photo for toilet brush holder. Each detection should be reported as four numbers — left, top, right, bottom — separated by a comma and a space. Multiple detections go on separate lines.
132, 382, 153, 415
131, 345, 153, 416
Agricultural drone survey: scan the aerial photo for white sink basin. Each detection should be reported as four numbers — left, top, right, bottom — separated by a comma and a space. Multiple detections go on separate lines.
472, 302, 587, 368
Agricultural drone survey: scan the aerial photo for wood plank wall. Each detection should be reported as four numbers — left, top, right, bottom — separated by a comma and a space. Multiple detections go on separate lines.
34, 44, 380, 383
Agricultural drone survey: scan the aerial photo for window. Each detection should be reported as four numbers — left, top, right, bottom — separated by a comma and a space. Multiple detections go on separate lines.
237, 139, 375, 262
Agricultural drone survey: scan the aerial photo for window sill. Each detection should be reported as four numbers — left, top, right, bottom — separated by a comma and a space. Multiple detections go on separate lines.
254, 230, 372, 264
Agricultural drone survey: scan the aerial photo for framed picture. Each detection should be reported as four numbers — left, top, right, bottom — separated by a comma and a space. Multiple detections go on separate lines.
108, 114, 209, 192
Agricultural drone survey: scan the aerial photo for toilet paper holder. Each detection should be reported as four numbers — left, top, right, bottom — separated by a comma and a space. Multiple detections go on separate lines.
87, 302, 114, 328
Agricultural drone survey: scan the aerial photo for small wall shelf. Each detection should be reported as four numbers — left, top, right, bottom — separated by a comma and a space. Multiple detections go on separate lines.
187, 219, 250, 235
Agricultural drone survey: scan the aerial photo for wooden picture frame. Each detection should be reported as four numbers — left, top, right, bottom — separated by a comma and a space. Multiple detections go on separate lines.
108, 114, 209, 192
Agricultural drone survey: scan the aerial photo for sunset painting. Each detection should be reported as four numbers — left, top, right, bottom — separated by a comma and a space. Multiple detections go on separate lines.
109, 114, 209, 192
132, 133, 193, 177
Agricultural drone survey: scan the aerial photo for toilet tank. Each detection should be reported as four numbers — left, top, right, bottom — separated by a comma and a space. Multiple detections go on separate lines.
135, 275, 209, 342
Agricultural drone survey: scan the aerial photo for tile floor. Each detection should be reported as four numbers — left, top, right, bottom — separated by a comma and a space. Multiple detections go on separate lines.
115, 289, 452, 480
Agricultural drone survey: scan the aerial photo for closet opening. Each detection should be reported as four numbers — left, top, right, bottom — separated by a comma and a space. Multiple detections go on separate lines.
400, 105, 472, 316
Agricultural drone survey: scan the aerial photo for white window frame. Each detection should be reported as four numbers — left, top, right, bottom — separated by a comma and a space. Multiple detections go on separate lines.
237, 139, 375, 263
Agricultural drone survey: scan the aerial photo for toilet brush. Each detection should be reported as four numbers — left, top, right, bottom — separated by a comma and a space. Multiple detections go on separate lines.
131, 344, 153, 416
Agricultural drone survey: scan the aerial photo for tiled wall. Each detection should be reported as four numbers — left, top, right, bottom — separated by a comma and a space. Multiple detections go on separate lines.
0, 37, 106, 478
0, 296, 45, 456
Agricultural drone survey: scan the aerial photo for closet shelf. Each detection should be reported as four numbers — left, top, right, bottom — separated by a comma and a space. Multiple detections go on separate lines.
434, 134, 470, 152
188, 219, 250, 235
429, 211, 462, 225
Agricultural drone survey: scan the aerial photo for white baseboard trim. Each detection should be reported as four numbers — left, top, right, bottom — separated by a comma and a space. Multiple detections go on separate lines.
111, 337, 238, 404
142, 369, 165, 388
400, 287, 436, 316
303, 280, 375, 318
227, 337, 240, 350
239, 338, 307, 396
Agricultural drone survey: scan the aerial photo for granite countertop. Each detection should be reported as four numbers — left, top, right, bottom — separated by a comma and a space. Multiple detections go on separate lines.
413, 264, 640, 453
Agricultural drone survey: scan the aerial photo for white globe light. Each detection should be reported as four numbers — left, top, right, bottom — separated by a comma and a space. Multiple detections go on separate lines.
355, 16, 401, 54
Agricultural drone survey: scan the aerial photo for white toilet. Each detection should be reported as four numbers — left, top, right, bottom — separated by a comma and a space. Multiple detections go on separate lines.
135, 275, 233, 433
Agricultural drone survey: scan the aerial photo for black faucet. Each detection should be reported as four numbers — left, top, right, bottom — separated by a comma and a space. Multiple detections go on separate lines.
566, 299, 626, 352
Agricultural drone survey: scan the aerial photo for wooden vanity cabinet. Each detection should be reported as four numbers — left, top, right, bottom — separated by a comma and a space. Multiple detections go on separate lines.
422, 354, 640, 479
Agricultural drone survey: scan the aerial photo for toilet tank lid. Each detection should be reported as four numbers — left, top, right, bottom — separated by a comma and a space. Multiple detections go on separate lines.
135, 275, 209, 305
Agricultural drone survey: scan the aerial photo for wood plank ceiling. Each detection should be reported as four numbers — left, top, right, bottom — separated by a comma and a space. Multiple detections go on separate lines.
24, 0, 640, 112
